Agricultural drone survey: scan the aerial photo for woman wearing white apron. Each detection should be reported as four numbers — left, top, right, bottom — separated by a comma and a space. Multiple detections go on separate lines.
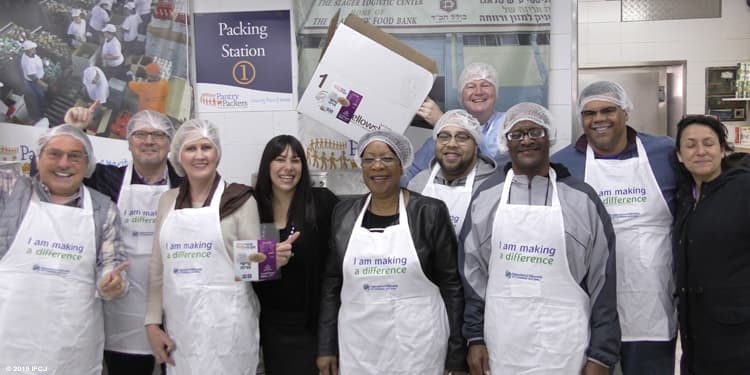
460, 103, 620, 375
0, 125, 128, 374
317, 131, 468, 375
144, 120, 293, 374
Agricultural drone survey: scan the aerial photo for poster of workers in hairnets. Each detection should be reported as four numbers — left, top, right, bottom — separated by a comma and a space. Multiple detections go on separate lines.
0, 0, 192, 138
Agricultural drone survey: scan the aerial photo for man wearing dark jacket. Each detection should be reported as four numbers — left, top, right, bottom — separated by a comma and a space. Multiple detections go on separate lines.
408, 109, 497, 235
67, 106, 182, 375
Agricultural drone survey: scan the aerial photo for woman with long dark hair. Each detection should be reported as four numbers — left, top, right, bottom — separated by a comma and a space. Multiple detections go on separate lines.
673, 115, 750, 374
253, 135, 338, 374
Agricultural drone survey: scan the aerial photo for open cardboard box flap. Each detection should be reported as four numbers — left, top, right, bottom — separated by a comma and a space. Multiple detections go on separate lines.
321, 11, 437, 75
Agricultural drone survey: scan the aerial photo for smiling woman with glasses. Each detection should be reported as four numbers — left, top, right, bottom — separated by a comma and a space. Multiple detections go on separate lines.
317, 130, 468, 375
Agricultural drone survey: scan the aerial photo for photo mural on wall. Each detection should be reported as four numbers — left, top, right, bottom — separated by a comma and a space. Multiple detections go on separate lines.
0, 0, 192, 135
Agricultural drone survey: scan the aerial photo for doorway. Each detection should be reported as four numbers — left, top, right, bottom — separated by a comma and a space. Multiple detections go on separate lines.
578, 62, 686, 140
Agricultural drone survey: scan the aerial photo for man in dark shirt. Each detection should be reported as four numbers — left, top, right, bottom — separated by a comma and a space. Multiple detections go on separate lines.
66, 105, 182, 375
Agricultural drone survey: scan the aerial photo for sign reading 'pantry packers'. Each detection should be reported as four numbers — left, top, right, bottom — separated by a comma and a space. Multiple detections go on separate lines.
193, 10, 294, 112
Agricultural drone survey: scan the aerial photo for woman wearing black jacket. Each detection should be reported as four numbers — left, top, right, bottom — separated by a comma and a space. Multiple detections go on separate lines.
673, 115, 750, 374
253, 135, 338, 375
316, 130, 467, 375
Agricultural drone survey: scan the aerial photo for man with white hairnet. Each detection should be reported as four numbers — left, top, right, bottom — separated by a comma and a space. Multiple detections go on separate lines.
65, 106, 182, 375
407, 109, 497, 234
403, 62, 509, 185
67, 8, 89, 48
20, 40, 47, 123
461, 102, 620, 375
120, 2, 141, 55
0, 124, 128, 374
82, 66, 109, 105
101, 23, 125, 79
552, 80, 677, 374
89, 0, 111, 43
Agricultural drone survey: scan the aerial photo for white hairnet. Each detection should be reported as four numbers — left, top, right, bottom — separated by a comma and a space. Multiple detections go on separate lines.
82, 66, 101, 84
127, 110, 174, 139
102, 24, 116, 33
577, 80, 634, 116
38, 124, 97, 177
22, 40, 37, 50
433, 109, 482, 145
499, 102, 556, 152
356, 130, 413, 169
457, 62, 498, 99
169, 119, 221, 177
72, 8, 81, 17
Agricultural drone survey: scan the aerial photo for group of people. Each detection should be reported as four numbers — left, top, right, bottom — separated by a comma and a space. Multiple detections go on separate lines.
20, 0, 165, 126
0, 62, 748, 375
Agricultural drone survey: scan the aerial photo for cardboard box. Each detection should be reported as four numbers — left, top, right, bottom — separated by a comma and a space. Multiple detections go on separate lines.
297, 13, 437, 141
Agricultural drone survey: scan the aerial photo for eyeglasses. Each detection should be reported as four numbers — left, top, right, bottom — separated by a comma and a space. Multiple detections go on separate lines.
131, 130, 169, 142
361, 156, 399, 167
580, 106, 619, 118
437, 132, 473, 144
506, 128, 547, 141
43, 149, 88, 164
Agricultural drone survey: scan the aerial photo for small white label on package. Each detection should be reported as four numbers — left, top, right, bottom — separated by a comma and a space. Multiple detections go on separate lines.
233, 239, 278, 281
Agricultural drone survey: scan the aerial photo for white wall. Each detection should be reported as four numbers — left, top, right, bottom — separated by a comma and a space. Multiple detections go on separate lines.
578, 0, 750, 131
549, 0, 576, 152
191, 0, 300, 185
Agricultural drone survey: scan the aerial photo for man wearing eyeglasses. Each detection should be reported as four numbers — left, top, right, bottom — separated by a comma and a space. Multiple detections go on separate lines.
407, 109, 497, 234
402, 62, 509, 186
552, 80, 677, 375
461, 102, 620, 375
0, 124, 128, 374
66, 105, 182, 375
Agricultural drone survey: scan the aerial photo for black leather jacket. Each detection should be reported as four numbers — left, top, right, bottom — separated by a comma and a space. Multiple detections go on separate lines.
318, 190, 468, 372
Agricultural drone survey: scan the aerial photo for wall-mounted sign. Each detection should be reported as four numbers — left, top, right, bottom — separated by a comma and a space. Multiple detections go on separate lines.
194, 10, 293, 112
302, 0, 551, 32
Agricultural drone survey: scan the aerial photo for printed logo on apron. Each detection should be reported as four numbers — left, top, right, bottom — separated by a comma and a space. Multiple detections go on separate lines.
0, 188, 104, 374
159, 181, 259, 375
421, 163, 476, 234
485, 169, 590, 374
584, 138, 676, 341
338, 192, 449, 375
104, 163, 170, 354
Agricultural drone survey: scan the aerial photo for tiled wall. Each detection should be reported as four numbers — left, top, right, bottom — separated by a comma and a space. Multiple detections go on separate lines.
578, 0, 750, 134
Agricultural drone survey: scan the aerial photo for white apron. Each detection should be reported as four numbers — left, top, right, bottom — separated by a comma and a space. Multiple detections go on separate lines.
421, 163, 476, 233
486, 169, 589, 374
338, 192, 449, 375
159, 181, 259, 375
0, 188, 103, 374
104, 163, 169, 354
584, 138, 676, 341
